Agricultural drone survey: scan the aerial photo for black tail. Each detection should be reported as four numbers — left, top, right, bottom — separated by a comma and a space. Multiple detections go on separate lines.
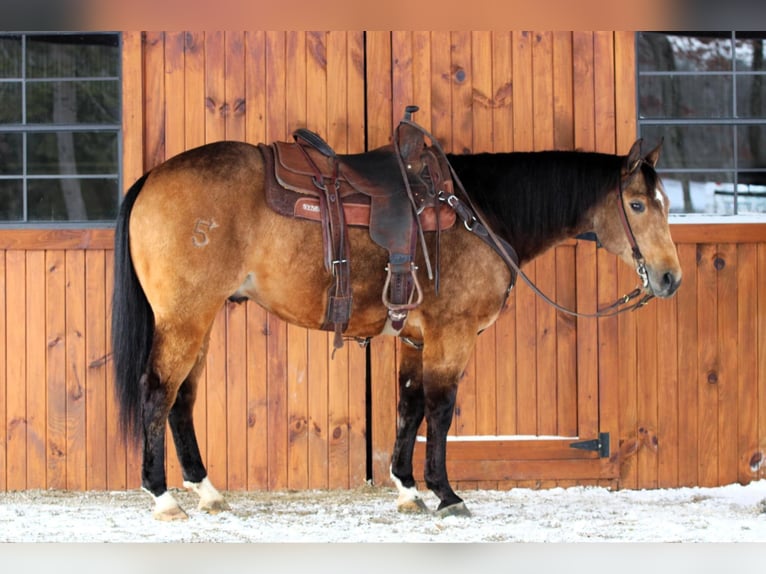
112, 172, 153, 447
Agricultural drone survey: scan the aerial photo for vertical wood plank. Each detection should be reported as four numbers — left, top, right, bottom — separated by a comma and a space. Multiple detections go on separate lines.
636, 287, 659, 489
758, 245, 766, 482
226, 301, 248, 490
246, 302, 269, 489
26, 251, 46, 489
121, 30, 144, 190
716, 243, 738, 485
392, 31, 413, 124
142, 32, 165, 170
430, 31, 452, 151
286, 322, 308, 489
104, 250, 127, 490
65, 250, 86, 490
244, 30, 266, 146
736, 244, 758, 483
593, 32, 615, 154
617, 252, 639, 488
656, 293, 679, 488
6, 251, 26, 490
491, 31, 513, 152
676, 243, 699, 486
614, 31, 638, 154
184, 31, 206, 150
697, 244, 719, 486
46, 251, 67, 489
552, 31, 574, 150
412, 31, 432, 132
555, 245, 578, 437
85, 250, 107, 490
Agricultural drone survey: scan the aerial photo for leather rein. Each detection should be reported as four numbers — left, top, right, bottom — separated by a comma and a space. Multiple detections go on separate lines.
400, 118, 656, 319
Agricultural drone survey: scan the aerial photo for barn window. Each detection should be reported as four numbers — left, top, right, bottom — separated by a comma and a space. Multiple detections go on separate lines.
637, 32, 766, 217
0, 32, 121, 225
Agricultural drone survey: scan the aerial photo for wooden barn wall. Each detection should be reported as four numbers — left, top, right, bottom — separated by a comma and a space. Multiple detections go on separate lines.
0, 31, 765, 493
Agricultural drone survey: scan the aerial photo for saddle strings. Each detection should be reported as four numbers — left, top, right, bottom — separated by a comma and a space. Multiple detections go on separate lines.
397, 118, 654, 319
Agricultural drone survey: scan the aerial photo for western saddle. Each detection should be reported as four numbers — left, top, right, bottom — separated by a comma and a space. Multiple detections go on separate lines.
260, 106, 517, 350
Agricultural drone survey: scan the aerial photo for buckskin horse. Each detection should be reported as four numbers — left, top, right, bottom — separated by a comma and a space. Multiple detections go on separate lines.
112, 109, 682, 520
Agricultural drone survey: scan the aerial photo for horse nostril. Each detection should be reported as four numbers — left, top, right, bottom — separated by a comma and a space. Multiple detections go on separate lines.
661, 271, 681, 295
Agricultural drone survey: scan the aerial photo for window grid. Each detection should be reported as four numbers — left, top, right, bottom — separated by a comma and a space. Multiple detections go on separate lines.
636, 31, 766, 216
0, 32, 122, 227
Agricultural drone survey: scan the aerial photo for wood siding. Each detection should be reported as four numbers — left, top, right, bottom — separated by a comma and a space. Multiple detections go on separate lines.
0, 31, 765, 492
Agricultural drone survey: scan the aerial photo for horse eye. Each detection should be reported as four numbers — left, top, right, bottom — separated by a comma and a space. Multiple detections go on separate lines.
630, 201, 645, 213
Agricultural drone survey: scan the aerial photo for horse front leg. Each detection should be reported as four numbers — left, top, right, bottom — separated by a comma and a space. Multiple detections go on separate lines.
390, 343, 428, 513
421, 331, 476, 517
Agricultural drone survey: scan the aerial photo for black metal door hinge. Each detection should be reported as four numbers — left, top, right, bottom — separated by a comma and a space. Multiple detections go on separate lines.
570, 432, 610, 458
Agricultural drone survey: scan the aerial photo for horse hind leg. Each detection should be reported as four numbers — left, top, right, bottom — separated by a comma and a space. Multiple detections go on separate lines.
390, 343, 429, 513
169, 339, 229, 515
141, 321, 217, 521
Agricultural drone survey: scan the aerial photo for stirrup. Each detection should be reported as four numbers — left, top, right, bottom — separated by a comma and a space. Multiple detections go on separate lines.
381, 262, 424, 313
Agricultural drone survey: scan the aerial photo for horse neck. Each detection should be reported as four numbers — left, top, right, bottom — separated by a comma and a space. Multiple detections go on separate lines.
448, 151, 620, 264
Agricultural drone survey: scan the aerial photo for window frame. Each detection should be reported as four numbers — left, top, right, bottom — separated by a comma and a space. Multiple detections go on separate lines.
0, 31, 122, 229
636, 31, 766, 222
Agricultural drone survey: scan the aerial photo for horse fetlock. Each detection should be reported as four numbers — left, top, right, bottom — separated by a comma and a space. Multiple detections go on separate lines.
183, 476, 230, 514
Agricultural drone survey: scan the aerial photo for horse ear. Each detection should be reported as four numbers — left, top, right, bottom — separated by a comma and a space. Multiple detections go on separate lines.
625, 138, 643, 175
643, 137, 664, 168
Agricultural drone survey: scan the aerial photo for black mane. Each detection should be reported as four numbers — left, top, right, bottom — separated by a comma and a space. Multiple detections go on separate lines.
446, 150, 624, 262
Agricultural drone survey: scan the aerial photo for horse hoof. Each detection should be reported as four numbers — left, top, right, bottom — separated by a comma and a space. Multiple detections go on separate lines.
199, 498, 231, 514
435, 501, 472, 518
397, 497, 430, 514
153, 505, 189, 521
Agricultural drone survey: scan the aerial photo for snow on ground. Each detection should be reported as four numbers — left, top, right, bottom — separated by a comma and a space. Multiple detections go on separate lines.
1, 480, 765, 543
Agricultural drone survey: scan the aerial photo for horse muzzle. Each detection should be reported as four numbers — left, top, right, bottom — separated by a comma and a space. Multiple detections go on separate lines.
644, 265, 682, 298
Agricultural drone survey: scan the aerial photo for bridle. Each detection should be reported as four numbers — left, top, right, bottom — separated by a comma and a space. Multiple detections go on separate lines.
476, 173, 656, 319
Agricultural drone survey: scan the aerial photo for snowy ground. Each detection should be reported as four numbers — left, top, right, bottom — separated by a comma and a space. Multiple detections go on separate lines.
1, 480, 765, 543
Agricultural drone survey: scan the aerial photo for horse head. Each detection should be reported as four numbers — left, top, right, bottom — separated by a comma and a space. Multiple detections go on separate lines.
590, 139, 682, 298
